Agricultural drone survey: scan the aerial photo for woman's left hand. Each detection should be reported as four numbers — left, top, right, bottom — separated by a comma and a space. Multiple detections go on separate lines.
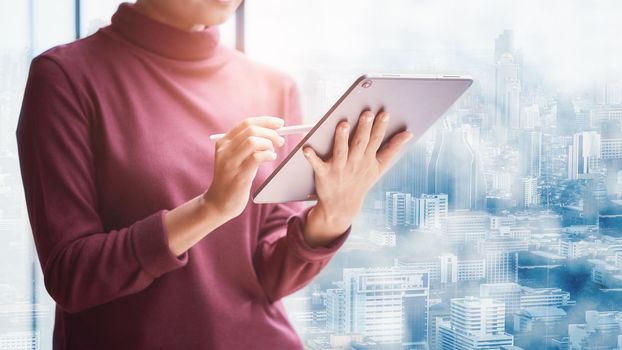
301, 110, 413, 247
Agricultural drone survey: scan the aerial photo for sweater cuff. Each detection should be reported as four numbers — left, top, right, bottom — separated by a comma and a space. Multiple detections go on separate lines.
285, 205, 351, 262
131, 209, 188, 278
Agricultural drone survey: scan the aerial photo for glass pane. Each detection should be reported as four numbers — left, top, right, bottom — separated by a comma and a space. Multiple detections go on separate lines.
0, 1, 74, 349
246, 1, 622, 349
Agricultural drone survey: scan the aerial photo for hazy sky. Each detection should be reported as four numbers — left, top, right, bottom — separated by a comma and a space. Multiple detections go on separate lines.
246, 0, 622, 90
1, 0, 620, 90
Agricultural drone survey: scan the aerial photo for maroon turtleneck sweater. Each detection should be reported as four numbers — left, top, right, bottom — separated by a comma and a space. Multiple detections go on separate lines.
16, 3, 350, 349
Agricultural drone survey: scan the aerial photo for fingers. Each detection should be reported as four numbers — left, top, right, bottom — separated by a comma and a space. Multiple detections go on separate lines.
238, 149, 279, 176
303, 146, 327, 175
229, 125, 285, 151
376, 131, 413, 172
364, 111, 390, 157
230, 136, 277, 166
222, 116, 285, 142
331, 120, 350, 168
348, 110, 374, 163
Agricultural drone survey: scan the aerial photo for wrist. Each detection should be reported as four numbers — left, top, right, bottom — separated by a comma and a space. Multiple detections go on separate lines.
200, 190, 231, 223
302, 204, 351, 248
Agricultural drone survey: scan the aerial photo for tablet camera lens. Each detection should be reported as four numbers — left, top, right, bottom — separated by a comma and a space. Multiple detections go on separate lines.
361, 80, 372, 88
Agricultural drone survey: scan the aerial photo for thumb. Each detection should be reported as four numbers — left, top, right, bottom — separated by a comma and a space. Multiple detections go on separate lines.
303, 146, 326, 175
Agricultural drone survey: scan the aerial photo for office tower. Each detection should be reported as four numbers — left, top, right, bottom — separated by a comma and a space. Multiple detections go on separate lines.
438, 297, 513, 350
428, 303, 450, 350
326, 288, 346, 334
494, 30, 514, 63
569, 311, 622, 350
519, 104, 540, 129
600, 120, 622, 198
443, 210, 488, 246
381, 144, 428, 198
479, 238, 526, 284
397, 254, 486, 287
556, 95, 577, 135
385, 191, 415, 228
343, 268, 429, 345
518, 130, 542, 177
514, 176, 539, 209
607, 81, 622, 105
494, 54, 520, 129
514, 306, 567, 333
480, 283, 521, 328
428, 129, 486, 211
402, 289, 429, 348
413, 194, 448, 230
568, 131, 601, 179
519, 286, 572, 308
0, 331, 39, 350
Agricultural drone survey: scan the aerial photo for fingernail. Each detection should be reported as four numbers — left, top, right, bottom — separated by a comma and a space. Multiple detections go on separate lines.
382, 113, 390, 122
279, 136, 285, 145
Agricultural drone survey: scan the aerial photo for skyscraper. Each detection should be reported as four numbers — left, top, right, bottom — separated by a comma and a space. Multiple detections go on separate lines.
413, 193, 448, 230
518, 130, 542, 177
381, 144, 428, 198
494, 30, 515, 63
495, 54, 520, 129
385, 191, 415, 228
428, 129, 486, 210
439, 297, 513, 350
567, 131, 601, 179
343, 268, 430, 345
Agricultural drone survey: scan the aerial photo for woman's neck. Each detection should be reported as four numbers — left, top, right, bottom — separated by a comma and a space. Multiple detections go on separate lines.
133, 1, 206, 32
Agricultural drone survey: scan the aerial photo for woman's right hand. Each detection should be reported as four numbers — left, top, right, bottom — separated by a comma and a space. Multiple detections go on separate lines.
203, 116, 286, 220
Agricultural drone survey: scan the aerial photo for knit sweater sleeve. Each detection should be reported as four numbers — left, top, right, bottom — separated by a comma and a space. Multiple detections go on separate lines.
16, 56, 188, 313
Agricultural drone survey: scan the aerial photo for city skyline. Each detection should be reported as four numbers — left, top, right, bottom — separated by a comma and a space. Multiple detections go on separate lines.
2, 1, 622, 349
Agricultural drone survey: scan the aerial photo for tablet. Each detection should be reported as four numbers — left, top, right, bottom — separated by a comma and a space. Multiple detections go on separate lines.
252, 73, 473, 204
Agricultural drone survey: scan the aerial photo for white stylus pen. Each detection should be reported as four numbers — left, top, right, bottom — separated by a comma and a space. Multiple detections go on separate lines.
209, 124, 315, 142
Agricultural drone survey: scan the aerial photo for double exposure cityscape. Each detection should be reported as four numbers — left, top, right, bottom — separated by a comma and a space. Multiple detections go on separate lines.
2, 1, 622, 349
281, 29, 622, 350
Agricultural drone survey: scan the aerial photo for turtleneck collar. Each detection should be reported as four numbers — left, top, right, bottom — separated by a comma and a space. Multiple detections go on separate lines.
109, 2, 221, 61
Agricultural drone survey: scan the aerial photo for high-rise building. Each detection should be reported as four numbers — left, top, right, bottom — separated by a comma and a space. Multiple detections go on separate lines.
600, 120, 622, 198
413, 194, 448, 230
402, 289, 430, 348
519, 286, 573, 309
494, 30, 515, 63
495, 54, 520, 129
568, 131, 601, 179
569, 311, 622, 350
428, 303, 451, 350
480, 283, 522, 327
397, 254, 485, 287
428, 129, 486, 211
518, 130, 542, 177
381, 144, 428, 198
385, 191, 415, 228
443, 210, 489, 246
519, 104, 540, 129
343, 268, 430, 345
514, 176, 539, 209
438, 297, 513, 350
479, 238, 526, 284
326, 288, 346, 334
0, 331, 39, 350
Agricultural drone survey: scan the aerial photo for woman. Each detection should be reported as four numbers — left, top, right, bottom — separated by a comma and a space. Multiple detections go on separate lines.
16, 0, 413, 349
